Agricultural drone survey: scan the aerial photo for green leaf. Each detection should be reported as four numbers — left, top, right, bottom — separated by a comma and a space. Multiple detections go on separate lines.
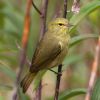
0, 13, 5, 29
70, 0, 100, 33
69, 34, 99, 47
91, 79, 100, 100
59, 88, 86, 100
0, 29, 21, 39
0, 8, 23, 33
0, 1, 5, 29
0, 60, 16, 81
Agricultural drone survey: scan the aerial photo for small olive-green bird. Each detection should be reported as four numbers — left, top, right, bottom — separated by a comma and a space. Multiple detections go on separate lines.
20, 18, 71, 93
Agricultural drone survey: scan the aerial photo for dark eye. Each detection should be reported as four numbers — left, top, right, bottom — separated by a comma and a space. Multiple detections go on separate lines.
58, 23, 64, 26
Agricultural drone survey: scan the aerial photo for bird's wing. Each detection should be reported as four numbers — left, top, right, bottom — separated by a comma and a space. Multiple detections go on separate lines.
30, 38, 62, 72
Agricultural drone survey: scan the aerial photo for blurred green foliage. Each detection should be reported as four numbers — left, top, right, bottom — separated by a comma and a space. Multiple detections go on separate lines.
91, 79, 100, 100
0, 0, 100, 100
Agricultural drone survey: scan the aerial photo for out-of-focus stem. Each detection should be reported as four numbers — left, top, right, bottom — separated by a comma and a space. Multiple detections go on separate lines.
39, 0, 48, 40
85, 36, 100, 100
35, 0, 48, 100
13, 0, 32, 100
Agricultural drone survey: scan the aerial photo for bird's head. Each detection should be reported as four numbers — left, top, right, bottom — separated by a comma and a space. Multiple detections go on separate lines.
48, 18, 72, 33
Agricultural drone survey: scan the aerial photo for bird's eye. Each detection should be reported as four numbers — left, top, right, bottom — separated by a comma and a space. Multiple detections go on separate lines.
58, 23, 64, 26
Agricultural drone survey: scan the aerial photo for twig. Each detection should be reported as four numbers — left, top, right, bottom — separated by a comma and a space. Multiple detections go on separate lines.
13, 0, 32, 100
54, 0, 68, 100
48, 68, 60, 75
35, 0, 48, 100
85, 36, 100, 100
32, 0, 42, 15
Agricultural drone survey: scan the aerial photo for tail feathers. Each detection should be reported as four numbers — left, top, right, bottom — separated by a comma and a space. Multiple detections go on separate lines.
20, 72, 37, 93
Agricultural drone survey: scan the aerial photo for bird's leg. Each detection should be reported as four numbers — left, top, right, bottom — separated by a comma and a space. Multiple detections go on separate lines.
48, 68, 62, 76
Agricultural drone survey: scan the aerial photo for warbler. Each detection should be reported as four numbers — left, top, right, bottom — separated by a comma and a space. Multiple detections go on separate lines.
20, 18, 71, 93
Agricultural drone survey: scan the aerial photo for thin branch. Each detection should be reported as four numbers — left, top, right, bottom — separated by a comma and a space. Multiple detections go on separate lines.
32, 0, 42, 15
54, 64, 62, 100
13, 0, 32, 100
85, 36, 100, 100
39, 0, 48, 39
35, 0, 49, 100
63, 0, 68, 18
54, 0, 68, 100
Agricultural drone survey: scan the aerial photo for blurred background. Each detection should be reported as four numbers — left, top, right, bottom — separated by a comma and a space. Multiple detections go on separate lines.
0, 0, 100, 100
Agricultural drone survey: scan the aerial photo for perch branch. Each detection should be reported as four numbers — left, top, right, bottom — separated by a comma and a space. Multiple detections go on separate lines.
54, 0, 68, 100
54, 64, 63, 100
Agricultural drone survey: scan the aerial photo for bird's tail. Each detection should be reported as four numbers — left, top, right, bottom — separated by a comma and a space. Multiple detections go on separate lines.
20, 72, 37, 93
